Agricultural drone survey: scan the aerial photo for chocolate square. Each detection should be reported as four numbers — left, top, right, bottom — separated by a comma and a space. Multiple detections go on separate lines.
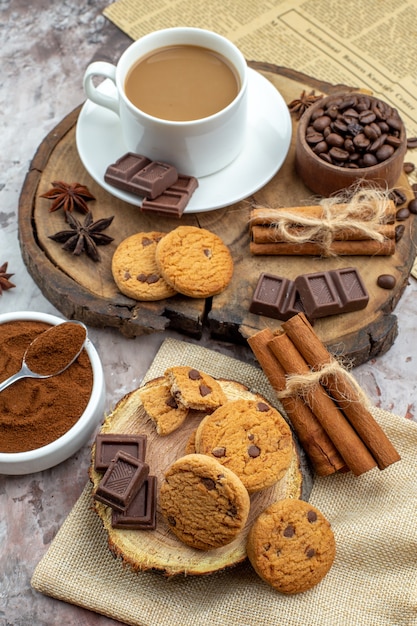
111, 475, 157, 530
169, 174, 199, 197
295, 267, 369, 319
104, 153, 151, 190
295, 272, 339, 318
130, 161, 178, 199
141, 190, 190, 218
249, 273, 305, 320
332, 267, 369, 312
94, 434, 147, 472
94, 451, 149, 512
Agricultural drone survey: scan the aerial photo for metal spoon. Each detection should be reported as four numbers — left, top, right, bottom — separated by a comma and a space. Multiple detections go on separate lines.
0, 321, 88, 393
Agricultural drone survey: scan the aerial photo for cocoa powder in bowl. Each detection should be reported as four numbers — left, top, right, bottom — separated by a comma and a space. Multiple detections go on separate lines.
0, 320, 93, 453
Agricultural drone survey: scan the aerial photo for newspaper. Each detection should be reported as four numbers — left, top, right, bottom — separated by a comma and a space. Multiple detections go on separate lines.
104, 0, 417, 136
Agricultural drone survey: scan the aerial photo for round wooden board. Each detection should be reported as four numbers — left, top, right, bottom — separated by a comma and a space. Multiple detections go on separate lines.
89, 377, 310, 576
18, 62, 417, 365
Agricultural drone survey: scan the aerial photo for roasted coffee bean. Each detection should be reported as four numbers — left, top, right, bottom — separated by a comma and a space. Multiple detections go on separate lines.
319, 152, 333, 163
386, 135, 403, 148
339, 96, 357, 110
306, 131, 324, 145
375, 144, 394, 161
406, 137, 417, 149
327, 132, 345, 147
403, 162, 415, 174
369, 134, 387, 152
313, 141, 328, 155
353, 133, 370, 149
358, 110, 376, 124
395, 224, 405, 241
362, 153, 378, 167
347, 123, 364, 137
377, 274, 396, 289
313, 115, 331, 132
311, 107, 325, 121
364, 123, 381, 140
332, 119, 349, 133
408, 198, 417, 214
386, 115, 402, 131
412, 183, 417, 197
329, 147, 349, 161
389, 188, 407, 206
304, 94, 404, 170
377, 120, 390, 133
344, 137, 355, 153
326, 104, 339, 119
396, 206, 410, 221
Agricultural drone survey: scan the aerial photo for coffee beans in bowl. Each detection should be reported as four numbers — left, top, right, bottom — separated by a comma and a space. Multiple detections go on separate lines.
295, 92, 407, 197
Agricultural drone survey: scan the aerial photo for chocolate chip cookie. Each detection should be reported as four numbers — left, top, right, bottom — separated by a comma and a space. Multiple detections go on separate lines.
247, 499, 336, 594
160, 453, 250, 550
155, 225, 233, 298
111, 231, 177, 301
195, 398, 293, 493
164, 366, 227, 411
138, 377, 189, 436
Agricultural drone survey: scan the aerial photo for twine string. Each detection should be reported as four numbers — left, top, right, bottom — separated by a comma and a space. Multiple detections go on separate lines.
251, 187, 393, 256
276, 357, 371, 409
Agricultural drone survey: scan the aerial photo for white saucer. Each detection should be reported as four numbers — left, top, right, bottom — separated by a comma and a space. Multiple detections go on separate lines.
76, 68, 292, 213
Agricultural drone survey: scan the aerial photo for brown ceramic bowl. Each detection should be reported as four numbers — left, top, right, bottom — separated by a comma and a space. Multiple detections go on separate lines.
295, 92, 407, 197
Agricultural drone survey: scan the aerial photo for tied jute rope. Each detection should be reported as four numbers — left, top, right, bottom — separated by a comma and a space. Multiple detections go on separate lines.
276, 357, 371, 409
251, 186, 393, 256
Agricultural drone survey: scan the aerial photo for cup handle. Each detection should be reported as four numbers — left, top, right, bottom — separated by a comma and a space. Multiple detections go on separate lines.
83, 61, 119, 115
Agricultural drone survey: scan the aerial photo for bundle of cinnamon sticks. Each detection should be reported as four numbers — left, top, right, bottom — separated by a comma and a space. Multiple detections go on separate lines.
249, 199, 397, 257
248, 313, 400, 476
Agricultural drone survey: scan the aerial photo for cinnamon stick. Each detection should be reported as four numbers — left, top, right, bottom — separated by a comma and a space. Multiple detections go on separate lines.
268, 331, 377, 476
247, 329, 346, 476
250, 239, 395, 256
250, 202, 396, 225
251, 223, 395, 244
282, 313, 401, 469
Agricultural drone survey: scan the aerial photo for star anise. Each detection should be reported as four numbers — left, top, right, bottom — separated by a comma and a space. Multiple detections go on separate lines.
0, 262, 16, 295
288, 90, 324, 120
40, 181, 96, 214
49, 212, 114, 262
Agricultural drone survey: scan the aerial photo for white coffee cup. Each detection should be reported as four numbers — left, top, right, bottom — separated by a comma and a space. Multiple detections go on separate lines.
83, 27, 248, 178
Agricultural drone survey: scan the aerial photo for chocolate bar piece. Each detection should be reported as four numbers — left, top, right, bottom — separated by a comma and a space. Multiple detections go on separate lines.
168, 174, 199, 197
94, 433, 147, 472
111, 475, 157, 530
130, 161, 178, 199
141, 190, 190, 218
295, 267, 369, 319
141, 174, 199, 218
94, 451, 150, 512
104, 153, 151, 190
249, 273, 305, 321
105, 153, 178, 199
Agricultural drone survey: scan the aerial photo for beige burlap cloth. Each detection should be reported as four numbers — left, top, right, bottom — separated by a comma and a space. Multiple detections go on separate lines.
31, 338, 417, 626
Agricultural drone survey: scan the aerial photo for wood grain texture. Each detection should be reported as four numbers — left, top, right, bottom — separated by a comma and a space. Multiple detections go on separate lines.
18, 63, 417, 363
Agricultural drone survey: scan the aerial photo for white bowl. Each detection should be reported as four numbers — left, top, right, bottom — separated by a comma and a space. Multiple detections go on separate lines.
0, 312, 106, 475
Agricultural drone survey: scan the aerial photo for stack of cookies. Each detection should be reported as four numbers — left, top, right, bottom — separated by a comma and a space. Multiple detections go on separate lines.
137, 365, 336, 593
111, 225, 234, 301
91, 364, 336, 593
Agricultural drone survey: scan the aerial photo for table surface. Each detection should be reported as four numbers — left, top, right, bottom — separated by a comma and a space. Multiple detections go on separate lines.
1, 3, 417, 625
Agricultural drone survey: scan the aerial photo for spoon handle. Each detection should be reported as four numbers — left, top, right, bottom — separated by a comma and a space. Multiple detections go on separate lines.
0, 371, 27, 392
0, 364, 39, 392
